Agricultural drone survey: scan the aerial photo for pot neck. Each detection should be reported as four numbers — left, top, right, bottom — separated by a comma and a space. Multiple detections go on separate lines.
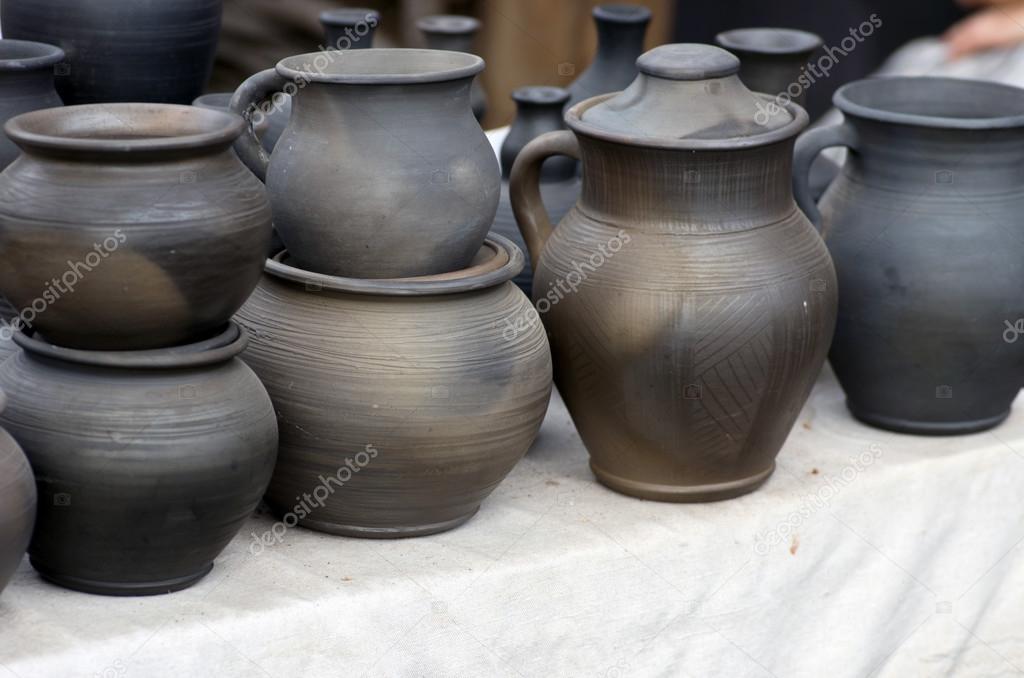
290, 79, 475, 124
0, 69, 58, 97
592, 10, 650, 64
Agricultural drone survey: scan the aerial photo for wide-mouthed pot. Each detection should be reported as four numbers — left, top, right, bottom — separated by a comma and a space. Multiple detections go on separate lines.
794, 77, 1024, 434
0, 0, 222, 105
512, 45, 837, 502
236, 235, 552, 537
230, 48, 499, 279
0, 323, 278, 596
0, 103, 273, 351
0, 390, 35, 597
0, 40, 65, 169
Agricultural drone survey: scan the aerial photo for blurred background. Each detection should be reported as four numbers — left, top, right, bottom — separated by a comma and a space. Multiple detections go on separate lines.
212, 0, 972, 128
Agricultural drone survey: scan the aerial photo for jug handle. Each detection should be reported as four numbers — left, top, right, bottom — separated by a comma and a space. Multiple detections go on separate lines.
229, 68, 289, 182
793, 122, 858, 230
509, 130, 580, 270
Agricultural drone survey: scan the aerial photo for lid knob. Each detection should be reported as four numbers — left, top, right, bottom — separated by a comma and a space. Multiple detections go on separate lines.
637, 44, 740, 81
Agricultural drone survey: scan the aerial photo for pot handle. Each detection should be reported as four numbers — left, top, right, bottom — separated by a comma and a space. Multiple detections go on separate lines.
510, 130, 581, 270
793, 122, 858, 230
229, 68, 289, 182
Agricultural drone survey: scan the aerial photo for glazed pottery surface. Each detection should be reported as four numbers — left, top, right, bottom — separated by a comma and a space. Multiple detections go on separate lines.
0, 103, 273, 351
715, 28, 822, 105
0, 40, 64, 169
794, 77, 1024, 434
236, 235, 552, 537
493, 86, 579, 297
1, 0, 222, 105
321, 8, 380, 50
512, 44, 837, 502
0, 390, 35, 596
231, 48, 499, 278
417, 15, 487, 121
0, 297, 19, 363
0, 323, 278, 596
566, 4, 652, 110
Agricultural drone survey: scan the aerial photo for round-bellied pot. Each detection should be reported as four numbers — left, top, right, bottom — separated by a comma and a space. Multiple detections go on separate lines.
320, 8, 380, 50
493, 86, 579, 298
417, 15, 487, 121
0, 390, 35, 597
511, 45, 837, 502
0, 323, 278, 596
0, 0, 222, 105
236, 235, 552, 537
566, 4, 652, 110
715, 28, 822, 105
0, 40, 64, 169
0, 103, 272, 351
230, 49, 499, 279
794, 77, 1024, 434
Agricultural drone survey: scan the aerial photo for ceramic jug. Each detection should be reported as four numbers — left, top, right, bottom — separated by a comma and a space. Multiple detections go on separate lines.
715, 28, 822, 105
0, 390, 34, 597
566, 4, 652, 110
0, 40, 64, 169
511, 44, 837, 501
417, 15, 488, 121
321, 8, 380, 50
794, 76, 1024, 434
1, 0, 222, 105
230, 48, 499, 278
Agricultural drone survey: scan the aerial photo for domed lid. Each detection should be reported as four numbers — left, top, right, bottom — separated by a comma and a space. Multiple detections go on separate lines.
575, 43, 800, 146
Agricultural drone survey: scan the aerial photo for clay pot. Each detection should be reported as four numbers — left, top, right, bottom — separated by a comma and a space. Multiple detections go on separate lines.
0, 390, 35, 597
0, 323, 278, 596
715, 28, 822, 105
794, 77, 1024, 434
417, 15, 487, 121
493, 86, 579, 297
0, 0, 222, 105
0, 103, 273, 351
0, 297, 19, 364
511, 45, 837, 501
236, 236, 552, 537
0, 40, 65, 169
320, 8, 380, 50
230, 49, 498, 278
566, 4, 652, 110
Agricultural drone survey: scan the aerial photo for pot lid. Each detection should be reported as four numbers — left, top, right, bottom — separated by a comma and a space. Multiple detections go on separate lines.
578, 43, 795, 143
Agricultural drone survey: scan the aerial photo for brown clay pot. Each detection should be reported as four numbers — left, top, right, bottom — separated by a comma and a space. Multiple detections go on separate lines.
0, 390, 35, 597
0, 103, 273, 350
0, 323, 278, 596
511, 45, 837, 502
236, 235, 552, 537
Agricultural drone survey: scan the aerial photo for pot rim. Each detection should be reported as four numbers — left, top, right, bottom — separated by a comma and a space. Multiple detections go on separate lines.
416, 15, 481, 35
0, 39, 65, 72
320, 8, 381, 27
566, 92, 809, 150
593, 5, 653, 24
834, 76, 1024, 130
13, 322, 248, 370
276, 48, 484, 85
265, 235, 524, 296
715, 28, 823, 56
5, 103, 245, 156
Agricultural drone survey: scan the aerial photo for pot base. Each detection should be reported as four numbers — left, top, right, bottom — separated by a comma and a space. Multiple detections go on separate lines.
590, 462, 775, 503
295, 509, 480, 539
31, 560, 213, 597
847, 403, 1011, 436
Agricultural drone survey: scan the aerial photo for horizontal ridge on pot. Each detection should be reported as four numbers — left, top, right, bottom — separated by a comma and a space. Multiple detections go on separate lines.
0, 322, 278, 596
236, 235, 552, 538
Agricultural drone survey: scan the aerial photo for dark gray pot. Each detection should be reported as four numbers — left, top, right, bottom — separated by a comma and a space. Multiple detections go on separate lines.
1, 0, 222, 105
320, 8, 380, 50
0, 40, 64, 169
566, 4, 652, 110
0, 390, 34, 597
417, 15, 487, 122
715, 28, 822, 105
794, 76, 1024, 434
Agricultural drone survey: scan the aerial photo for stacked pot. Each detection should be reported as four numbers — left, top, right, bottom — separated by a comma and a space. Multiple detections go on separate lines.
0, 102, 278, 595
229, 48, 552, 537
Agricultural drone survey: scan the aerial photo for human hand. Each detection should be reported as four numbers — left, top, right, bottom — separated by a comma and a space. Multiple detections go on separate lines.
943, 0, 1024, 58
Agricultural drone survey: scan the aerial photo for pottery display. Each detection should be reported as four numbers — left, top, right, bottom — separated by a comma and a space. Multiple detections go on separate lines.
0, 40, 65, 169
511, 44, 837, 501
321, 8, 380, 50
0, 390, 35, 597
1, 0, 223, 105
0, 323, 278, 595
793, 76, 1024, 434
417, 15, 487, 121
715, 28, 822, 105
0, 103, 272, 351
230, 48, 499, 278
566, 4, 652, 110
236, 235, 552, 537
493, 86, 579, 297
